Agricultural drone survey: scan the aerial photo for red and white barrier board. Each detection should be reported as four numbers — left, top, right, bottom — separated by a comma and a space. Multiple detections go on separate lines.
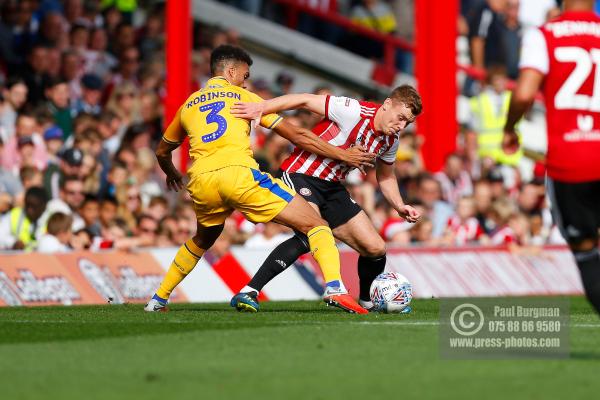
0, 246, 583, 306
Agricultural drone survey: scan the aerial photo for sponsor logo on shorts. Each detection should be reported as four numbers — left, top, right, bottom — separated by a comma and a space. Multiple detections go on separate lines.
299, 187, 312, 196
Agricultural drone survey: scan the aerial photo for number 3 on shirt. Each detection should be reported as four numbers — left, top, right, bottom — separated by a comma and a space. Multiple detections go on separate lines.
555, 47, 600, 112
200, 101, 227, 143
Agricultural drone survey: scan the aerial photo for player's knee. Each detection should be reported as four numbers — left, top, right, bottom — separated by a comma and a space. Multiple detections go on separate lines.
299, 217, 329, 234
360, 239, 386, 258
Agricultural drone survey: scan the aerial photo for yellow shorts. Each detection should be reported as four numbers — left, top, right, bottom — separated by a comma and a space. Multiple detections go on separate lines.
187, 166, 296, 227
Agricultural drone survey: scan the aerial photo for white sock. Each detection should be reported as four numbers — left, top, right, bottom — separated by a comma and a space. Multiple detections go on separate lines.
241, 285, 259, 294
359, 299, 374, 309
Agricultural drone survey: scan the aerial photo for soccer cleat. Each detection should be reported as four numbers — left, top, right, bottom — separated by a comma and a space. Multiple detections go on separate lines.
230, 291, 259, 312
323, 287, 368, 315
144, 294, 168, 312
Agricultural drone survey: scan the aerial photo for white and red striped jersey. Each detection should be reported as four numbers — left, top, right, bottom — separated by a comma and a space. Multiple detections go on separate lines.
280, 96, 400, 182
446, 216, 483, 245
490, 225, 516, 245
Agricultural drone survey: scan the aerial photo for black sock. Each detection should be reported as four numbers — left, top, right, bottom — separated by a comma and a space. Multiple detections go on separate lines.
574, 249, 600, 315
247, 235, 310, 292
358, 254, 386, 301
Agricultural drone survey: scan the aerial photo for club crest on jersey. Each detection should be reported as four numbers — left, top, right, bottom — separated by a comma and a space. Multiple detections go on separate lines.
299, 187, 312, 196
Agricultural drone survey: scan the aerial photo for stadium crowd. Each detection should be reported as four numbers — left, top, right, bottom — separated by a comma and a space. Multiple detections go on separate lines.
0, 0, 567, 255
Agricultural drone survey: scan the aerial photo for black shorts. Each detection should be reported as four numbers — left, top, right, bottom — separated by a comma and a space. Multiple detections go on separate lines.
280, 171, 362, 229
547, 178, 600, 244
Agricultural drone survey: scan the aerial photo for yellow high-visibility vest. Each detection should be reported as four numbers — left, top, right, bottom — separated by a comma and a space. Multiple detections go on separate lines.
9, 208, 37, 251
469, 91, 522, 166
101, 0, 137, 12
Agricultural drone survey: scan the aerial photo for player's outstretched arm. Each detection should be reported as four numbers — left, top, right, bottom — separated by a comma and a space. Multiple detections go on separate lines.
156, 109, 185, 191
503, 68, 544, 154
376, 161, 420, 223
273, 120, 375, 172
231, 93, 327, 120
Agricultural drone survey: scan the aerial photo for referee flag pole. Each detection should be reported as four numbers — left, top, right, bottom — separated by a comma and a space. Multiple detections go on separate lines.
165, 0, 192, 173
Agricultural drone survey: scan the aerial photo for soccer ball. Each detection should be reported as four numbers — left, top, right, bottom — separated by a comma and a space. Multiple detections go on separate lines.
369, 272, 412, 313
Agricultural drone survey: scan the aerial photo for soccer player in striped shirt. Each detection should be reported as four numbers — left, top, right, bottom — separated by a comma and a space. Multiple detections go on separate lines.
229, 85, 422, 311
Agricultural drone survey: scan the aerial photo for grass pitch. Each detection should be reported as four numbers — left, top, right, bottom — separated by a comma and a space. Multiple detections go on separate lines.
1, 297, 599, 400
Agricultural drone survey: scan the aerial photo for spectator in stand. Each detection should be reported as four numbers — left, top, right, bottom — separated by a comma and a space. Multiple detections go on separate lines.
135, 214, 159, 247
0, 137, 23, 202
43, 125, 64, 165
106, 46, 140, 96
97, 110, 124, 156
70, 227, 93, 250
45, 77, 74, 138
79, 194, 101, 236
473, 179, 494, 233
105, 82, 140, 128
517, 181, 543, 214
434, 153, 473, 205
69, 23, 90, 56
19, 165, 43, 196
410, 216, 434, 245
138, 11, 164, 61
0, 186, 48, 251
347, 0, 398, 60
469, 0, 523, 79
2, 112, 48, 175
116, 182, 143, 231
60, 50, 83, 101
501, 0, 522, 79
37, 11, 67, 48
16, 136, 40, 172
84, 27, 118, 79
468, 65, 522, 167
99, 160, 127, 199
37, 212, 73, 253
488, 197, 517, 245
0, 77, 28, 141
416, 174, 454, 238
98, 196, 118, 231
20, 45, 51, 106
273, 71, 295, 97
72, 74, 103, 116
443, 196, 486, 246
44, 175, 86, 231
44, 147, 83, 199
45, 47, 63, 80
146, 196, 169, 222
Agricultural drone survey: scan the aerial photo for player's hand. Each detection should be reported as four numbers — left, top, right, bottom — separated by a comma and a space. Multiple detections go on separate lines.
165, 171, 184, 192
502, 129, 520, 155
342, 145, 376, 174
398, 205, 420, 223
231, 101, 264, 129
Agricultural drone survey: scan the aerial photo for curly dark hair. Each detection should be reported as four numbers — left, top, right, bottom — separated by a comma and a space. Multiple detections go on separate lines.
210, 45, 253, 75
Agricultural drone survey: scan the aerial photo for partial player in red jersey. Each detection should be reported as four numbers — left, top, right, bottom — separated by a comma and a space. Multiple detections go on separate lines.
503, 0, 600, 314
229, 86, 422, 311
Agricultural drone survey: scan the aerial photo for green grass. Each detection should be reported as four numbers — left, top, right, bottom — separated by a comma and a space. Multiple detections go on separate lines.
0, 297, 599, 400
